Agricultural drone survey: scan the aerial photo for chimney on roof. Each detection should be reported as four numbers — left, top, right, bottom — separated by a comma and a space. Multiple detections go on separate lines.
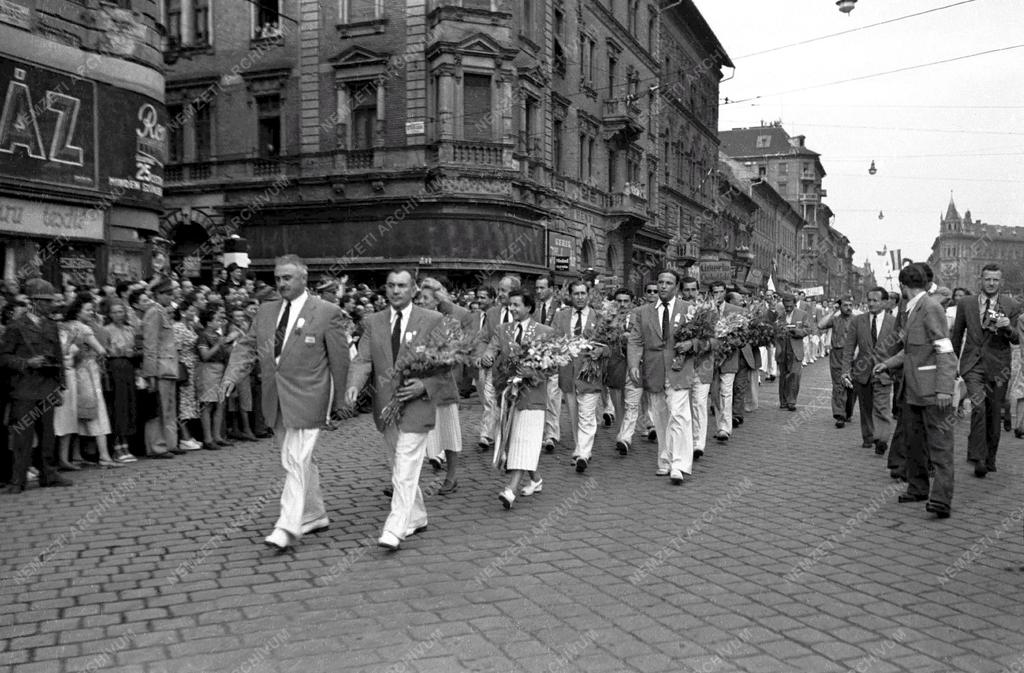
789, 135, 805, 148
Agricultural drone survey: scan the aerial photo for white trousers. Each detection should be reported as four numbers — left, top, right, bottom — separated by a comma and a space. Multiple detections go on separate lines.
477, 367, 497, 441
689, 382, 711, 451
715, 372, 736, 435
762, 346, 778, 377
649, 387, 694, 474
425, 403, 462, 460
273, 422, 326, 539
564, 391, 600, 460
616, 380, 645, 445
383, 426, 429, 539
544, 375, 562, 443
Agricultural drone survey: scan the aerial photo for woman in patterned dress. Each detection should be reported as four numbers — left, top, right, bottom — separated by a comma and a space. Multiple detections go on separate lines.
172, 296, 202, 451
104, 300, 139, 463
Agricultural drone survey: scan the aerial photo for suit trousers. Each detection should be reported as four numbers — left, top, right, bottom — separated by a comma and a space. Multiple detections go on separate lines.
714, 372, 736, 435
8, 399, 59, 488
829, 348, 855, 420
544, 375, 562, 443
565, 390, 600, 460
732, 361, 752, 417
477, 367, 497, 442
689, 382, 711, 451
888, 398, 907, 476
425, 402, 462, 460
382, 425, 429, 539
963, 368, 1006, 469
616, 380, 644, 445
904, 403, 954, 508
273, 420, 326, 539
854, 379, 893, 444
649, 387, 694, 474
778, 356, 801, 407
144, 379, 177, 455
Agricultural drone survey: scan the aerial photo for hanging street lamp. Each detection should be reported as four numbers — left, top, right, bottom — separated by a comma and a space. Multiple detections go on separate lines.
836, 0, 857, 14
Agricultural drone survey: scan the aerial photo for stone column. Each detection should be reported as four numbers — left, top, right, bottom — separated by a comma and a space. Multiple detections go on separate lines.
180, 0, 194, 45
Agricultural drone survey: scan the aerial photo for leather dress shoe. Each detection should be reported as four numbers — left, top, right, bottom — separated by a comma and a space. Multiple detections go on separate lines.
203, 442, 221, 451
874, 441, 888, 455
834, 417, 845, 428
646, 428, 657, 442
438, 479, 458, 495
974, 464, 988, 478
714, 431, 729, 442
845, 415, 853, 423
693, 449, 704, 461
216, 439, 234, 447
732, 417, 744, 427
301, 516, 330, 535
378, 531, 401, 550
898, 493, 927, 503
602, 413, 613, 427
925, 502, 951, 519
574, 457, 588, 473
616, 441, 629, 456
382, 485, 394, 497
861, 441, 874, 448
787, 404, 797, 411
1015, 429, 1024, 439
149, 452, 174, 459
264, 529, 294, 553
428, 457, 443, 471
543, 441, 555, 453
170, 447, 187, 455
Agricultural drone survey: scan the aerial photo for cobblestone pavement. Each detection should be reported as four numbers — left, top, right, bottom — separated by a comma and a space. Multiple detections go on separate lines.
1, 360, 1023, 673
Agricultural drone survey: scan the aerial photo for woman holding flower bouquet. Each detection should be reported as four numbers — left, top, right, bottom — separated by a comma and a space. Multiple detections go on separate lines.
480, 290, 555, 509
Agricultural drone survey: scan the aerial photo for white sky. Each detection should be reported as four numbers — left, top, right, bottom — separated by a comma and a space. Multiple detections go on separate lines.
692, 0, 1024, 282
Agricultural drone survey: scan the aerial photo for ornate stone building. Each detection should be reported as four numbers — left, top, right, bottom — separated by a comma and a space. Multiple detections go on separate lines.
928, 197, 1024, 294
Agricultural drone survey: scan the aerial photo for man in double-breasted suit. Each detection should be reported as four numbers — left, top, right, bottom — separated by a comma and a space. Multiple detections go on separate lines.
553, 280, 602, 472
627, 269, 709, 484
877, 263, 957, 518
224, 255, 350, 552
951, 263, 1020, 477
532, 275, 562, 451
773, 294, 814, 411
0, 279, 72, 493
346, 268, 446, 551
841, 287, 896, 454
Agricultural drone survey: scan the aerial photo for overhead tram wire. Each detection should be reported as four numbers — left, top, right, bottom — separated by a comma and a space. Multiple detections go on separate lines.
722, 43, 1024, 106
733, 0, 980, 59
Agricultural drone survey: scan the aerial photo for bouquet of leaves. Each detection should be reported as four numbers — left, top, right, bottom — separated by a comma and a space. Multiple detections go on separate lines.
380, 317, 476, 426
713, 311, 751, 366
671, 301, 718, 371
745, 314, 779, 348
578, 301, 630, 383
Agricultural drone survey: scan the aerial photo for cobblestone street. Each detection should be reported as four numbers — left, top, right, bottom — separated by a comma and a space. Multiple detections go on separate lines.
2, 361, 1023, 673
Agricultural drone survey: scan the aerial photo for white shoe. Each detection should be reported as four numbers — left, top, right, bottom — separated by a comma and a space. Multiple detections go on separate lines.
520, 479, 543, 496
499, 488, 515, 509
655, 468, 670, 476
378, 530, 401, 550
264, 528, 293, 552
179, 440, 202, 451
300, 516, 330, 535
670, 469, 684, 485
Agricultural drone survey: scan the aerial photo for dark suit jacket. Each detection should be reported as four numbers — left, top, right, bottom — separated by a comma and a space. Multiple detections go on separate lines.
484, 319, 554, 411
553, 305, 603, 394
951, 293, 1020, 378
532, 298, 559, 327
0, 314, 63, 401
627, 298, 698, 392
883, 294, 956, 406
347, 304, 446, 433
841, 311, 896, 385
225, 293, 350, 429
772, 308, 813, 363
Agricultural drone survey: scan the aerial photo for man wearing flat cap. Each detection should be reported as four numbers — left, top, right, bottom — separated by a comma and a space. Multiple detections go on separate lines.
0, 278, 73, 492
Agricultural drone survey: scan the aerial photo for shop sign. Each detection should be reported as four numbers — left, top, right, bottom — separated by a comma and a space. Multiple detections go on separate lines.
698, 260, 733, 284
802, 285, 825, 297
0, 56, 97, 189
746, 268, 764, 286
0, 0, 31, 30
0, 195, 103, 240
548, 232, 576, 272
99, 87, 166, 207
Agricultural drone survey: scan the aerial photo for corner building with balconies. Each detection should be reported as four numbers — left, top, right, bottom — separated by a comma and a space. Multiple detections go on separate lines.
160, 0, 727, 291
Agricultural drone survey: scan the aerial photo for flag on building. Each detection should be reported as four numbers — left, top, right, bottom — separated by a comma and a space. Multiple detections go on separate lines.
889, 248, 902, 270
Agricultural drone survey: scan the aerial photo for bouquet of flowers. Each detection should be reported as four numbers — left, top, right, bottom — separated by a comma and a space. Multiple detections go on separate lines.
745, 314, 779, 348
380, 317, 476, 426
713, 311, 751, 366
671, 301, 718, 371
578, 301, 630, 382
496, 333, 591, 391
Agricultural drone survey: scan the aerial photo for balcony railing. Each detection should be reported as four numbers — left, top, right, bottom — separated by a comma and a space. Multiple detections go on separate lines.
450, 141, 506, 166
602, 97, 642, 122
799, 171, 816, 181
347, 149, 374, 169
607, 191, 648, 218
798, 193, 820, 203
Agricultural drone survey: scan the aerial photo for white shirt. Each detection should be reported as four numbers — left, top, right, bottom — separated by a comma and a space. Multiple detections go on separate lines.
275, 290, 309, 363
904, 291, 925, 315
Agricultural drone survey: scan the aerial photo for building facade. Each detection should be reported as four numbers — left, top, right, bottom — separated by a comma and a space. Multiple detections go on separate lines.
160, 0, 728, 291
928, 197, 1024, 294
0, 0, 166, 286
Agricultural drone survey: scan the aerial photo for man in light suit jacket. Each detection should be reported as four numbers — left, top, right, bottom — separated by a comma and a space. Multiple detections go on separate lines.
223, 255, 350, 552
710, 282, 743, 442
877, 263, 957, 518
532, 275, 562, 452
141, 276, 180, 457
346, 268, 446, 551
476, 276, 519, 450
627, 269, 710, 484
553, 280, 602, 472
773, 294, 814, 411
841, 287, 896, 454
950, 263, 1020, 477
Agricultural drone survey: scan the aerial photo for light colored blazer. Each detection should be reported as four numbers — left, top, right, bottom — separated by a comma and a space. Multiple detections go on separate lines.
841, 311, 896, 385
141, 304, 178, 379
552, 305, 603, 394
346, 304, 445, 433
627, 298, 697, 392
224, 293, 350, 429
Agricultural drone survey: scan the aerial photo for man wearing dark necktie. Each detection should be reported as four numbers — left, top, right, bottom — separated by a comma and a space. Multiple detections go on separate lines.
841, 287, 896, 454
951, 263, 1020, 477
553, 281, 601, 472
818, 297, 856, 428
475, 276, 519, 451
532, 276, 562, 452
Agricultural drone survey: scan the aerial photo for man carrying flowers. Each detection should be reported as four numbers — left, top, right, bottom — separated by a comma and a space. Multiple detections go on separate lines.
553, 281, 603, 473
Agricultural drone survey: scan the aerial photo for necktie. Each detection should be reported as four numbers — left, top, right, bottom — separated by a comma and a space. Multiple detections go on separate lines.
985, 297, 991, 318
274, 300, 290, 358
871, 315, 878, 345
480, 312, 486, 331
541, 302, 547, 325
574, 310, 583, 336
514, 324, 523, 345
502, 308, 511, 324
661, 301, 670, 341
391, 310, 402, 364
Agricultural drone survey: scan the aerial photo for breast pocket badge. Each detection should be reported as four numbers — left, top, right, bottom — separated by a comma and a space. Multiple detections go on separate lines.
304, 336, 316, 344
